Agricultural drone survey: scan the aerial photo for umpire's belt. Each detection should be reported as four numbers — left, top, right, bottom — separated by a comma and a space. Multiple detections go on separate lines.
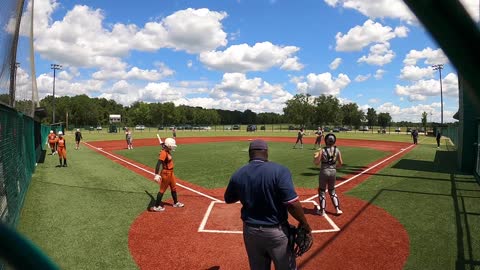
245, 223, 283, 228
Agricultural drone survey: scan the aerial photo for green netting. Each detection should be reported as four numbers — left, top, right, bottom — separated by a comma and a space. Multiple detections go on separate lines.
476, 123, 480, 179
0, 104, 35, 227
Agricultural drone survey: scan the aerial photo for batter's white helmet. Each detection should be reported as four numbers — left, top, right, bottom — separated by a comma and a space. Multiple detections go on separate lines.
58, 131, 63, 135
50, 130, 54, 134
164, 138, 177, 151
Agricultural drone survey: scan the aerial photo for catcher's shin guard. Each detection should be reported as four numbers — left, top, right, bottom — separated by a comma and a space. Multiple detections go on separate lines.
318, 189, 326, 211
329, 189, 340, 210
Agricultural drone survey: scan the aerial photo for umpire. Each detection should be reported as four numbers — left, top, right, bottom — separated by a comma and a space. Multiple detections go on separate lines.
224, 139, 312, 270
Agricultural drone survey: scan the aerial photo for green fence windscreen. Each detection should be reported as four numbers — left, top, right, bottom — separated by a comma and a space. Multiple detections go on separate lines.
443, 126, 459, 147
0, 104, 49, 227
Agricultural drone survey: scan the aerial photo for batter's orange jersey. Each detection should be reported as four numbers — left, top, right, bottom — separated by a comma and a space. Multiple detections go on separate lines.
56, 137, 67, 158
158, 149, 174, 170
56, 137, 66, 148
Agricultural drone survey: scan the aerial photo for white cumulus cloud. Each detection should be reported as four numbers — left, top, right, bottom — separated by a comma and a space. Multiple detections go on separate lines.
335, 20, 408, 51
296, 72, 351, 96
355, 74, 371, 82
395, 73, 459, 101
199, 42, 303, 72
329, 58, 342, 70
403, 47, 449, 66
357, 42, 395, 66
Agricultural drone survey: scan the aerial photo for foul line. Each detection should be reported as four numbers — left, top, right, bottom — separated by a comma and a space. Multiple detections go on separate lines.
304, 143, 416, 202
198, 201, 340, 234
83, 142, 222, 202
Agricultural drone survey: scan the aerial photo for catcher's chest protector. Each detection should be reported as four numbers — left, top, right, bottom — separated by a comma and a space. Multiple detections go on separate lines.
324, 146, 337, 165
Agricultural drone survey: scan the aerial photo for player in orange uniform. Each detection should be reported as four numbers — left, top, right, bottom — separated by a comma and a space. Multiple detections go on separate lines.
150, 138, 184, 212
47, 130, 57, 155
55, 131, 68, 167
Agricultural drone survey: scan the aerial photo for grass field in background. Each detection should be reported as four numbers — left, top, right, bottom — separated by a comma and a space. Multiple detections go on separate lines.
116, 141, 388, 189
71, 128, 419, 143
17, 135, 479, 269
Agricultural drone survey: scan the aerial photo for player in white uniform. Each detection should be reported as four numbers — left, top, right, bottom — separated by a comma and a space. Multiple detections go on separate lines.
313, 133, 344, 216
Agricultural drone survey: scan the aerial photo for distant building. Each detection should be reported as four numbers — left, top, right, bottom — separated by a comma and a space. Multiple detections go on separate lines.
109, 114, 121, 124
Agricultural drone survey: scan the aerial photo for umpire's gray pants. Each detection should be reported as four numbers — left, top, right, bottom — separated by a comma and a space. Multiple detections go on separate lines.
243, 223, 296, 270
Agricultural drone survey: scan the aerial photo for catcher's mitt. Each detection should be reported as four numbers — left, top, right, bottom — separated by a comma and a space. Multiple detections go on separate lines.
292, 226, 313, 257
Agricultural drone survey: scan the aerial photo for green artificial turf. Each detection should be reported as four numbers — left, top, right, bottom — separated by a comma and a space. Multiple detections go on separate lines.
17, 145, 161, 269
116, 141, 389, 189
346, 141, 480, 269
17, 136, 480, 270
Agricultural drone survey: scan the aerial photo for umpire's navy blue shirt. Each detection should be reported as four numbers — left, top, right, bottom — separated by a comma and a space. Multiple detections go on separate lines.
224, 159, 299, 226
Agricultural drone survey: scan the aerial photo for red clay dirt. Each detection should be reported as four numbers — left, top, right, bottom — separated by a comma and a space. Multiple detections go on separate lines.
85, 136, 413, 270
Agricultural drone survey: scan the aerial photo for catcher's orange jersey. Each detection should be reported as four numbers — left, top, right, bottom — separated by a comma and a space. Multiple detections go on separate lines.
158, 149, 174, 170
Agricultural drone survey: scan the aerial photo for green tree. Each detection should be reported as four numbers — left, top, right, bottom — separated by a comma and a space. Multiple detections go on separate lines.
421, 111, 428, 130
341, 103, 364, 128
283, 94, 314, 127
378, 112, 392, 128
129, 102, 151, 126
366, 108, 378, 128
242, 109, 257, 124
313, 94, 342, 127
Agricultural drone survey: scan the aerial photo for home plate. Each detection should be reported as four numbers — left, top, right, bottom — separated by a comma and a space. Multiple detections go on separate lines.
198, 201, 340, 234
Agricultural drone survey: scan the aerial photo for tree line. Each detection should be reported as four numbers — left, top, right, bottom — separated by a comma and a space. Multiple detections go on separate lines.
283, 94, 393, 129
1, 93, 432, 129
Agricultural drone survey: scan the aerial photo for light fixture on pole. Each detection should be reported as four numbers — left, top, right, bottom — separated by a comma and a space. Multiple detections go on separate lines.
432, 64, 444, 124
51, 64, 62, 123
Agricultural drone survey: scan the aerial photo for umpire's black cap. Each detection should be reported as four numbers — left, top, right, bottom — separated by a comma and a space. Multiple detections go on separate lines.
249, 139, 268, 151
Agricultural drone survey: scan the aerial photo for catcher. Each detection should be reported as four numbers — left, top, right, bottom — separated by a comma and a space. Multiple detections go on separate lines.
313, 133, 343, 216
150, 137, 184, 212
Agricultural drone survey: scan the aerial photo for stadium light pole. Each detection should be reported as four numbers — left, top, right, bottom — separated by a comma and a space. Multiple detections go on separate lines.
432, 64, 444, 124
51, 64, 62, 123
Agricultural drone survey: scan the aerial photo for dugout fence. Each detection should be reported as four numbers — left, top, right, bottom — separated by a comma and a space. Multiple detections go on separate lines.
442, 125, 459, 147
0, 104, 54, 269
0, 104, 49, 227
476, 122, 480, 182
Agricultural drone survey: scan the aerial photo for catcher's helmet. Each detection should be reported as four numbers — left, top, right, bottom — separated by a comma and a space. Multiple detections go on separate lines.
325, 133, 336, 145
164, 138, 177, 151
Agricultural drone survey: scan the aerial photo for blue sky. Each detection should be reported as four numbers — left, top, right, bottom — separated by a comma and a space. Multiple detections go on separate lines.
16, 0, 480, 122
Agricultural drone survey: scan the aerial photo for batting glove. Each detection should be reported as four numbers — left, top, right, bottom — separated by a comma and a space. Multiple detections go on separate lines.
154, 174, 161, 183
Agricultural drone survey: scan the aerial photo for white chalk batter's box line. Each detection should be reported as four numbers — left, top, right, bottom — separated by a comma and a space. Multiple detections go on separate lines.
198, 200, 340, 234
